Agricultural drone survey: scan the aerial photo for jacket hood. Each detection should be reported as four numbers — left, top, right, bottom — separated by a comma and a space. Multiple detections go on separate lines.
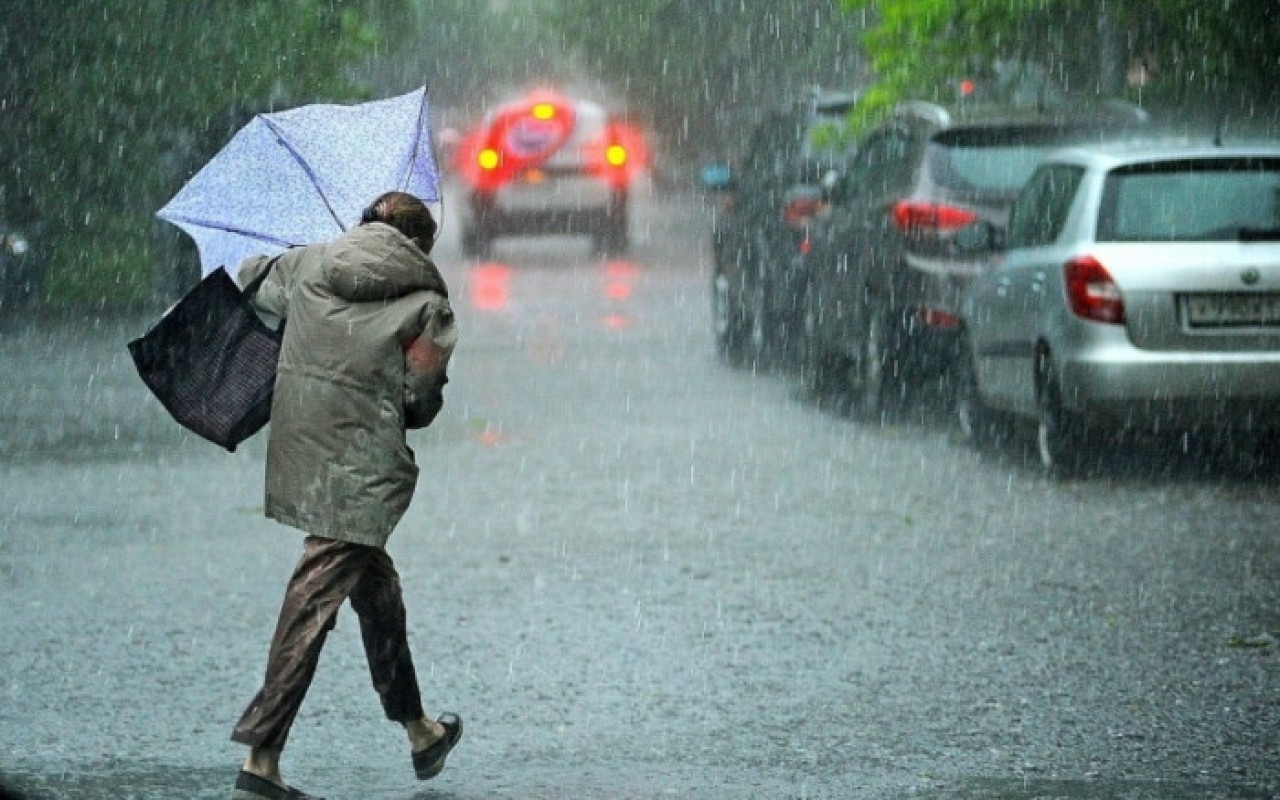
324, 222, 448, 302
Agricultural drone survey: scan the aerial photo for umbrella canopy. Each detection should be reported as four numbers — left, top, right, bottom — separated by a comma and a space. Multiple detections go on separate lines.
159, 86, 439, 276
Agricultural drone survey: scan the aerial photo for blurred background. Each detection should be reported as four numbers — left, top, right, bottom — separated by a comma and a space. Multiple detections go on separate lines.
1, 0, 1276, 310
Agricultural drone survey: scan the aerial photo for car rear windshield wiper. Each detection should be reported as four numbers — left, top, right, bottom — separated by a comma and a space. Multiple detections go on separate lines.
1192, 226, 1280, 241
1237, 227, 1280, 242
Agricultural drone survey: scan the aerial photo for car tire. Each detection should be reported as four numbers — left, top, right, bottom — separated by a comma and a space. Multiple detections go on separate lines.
593, 215, 628, 256
799, 281, 838, 397
744, 275, 770, 366
1036, 355, 1091, 479
954, 337, 997, 450
463, 194, 497, 258
849, 304, 891, 422
461, 224, 492, 259
711, 264, 748, 365
593, 193, 629, 256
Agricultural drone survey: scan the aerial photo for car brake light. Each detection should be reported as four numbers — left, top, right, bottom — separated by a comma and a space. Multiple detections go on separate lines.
478, 148, 501, 170
1064, 255, 1125, 323
590, 121, 649, 189
892, 201, 979, 233
532, 102, 557, 121
783, 196, 825, 227
919, 307, 961, 329
605, 144, 628, 167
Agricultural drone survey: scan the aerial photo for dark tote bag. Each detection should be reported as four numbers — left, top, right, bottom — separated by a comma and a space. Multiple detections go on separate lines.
128, 260, 283, 452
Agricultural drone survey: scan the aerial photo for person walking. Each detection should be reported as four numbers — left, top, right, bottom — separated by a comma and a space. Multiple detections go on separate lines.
228, 191, 461, 800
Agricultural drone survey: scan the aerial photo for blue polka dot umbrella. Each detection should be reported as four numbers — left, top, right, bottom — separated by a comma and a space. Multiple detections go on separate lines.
158, 86, 439, 277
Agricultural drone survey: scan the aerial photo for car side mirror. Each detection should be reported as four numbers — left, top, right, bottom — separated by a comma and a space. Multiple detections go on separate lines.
699, 163, 734, 192
953, 221, 1004, 254
823, 172, 852, 205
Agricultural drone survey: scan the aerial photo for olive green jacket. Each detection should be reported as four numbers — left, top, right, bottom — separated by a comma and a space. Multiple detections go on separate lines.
236, 222, 455, 547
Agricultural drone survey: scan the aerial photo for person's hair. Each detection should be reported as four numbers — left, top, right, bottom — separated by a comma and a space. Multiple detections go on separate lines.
360, 191, 437, 246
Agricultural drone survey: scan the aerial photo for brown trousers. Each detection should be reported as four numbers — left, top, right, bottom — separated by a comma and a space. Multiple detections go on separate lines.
231, 536, 425, 750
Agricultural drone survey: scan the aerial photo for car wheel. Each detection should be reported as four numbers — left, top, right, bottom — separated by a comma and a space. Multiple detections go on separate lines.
593, 193, 629, 256
711, 265, 747, 364
461, 224, 492, 259
799, 281, 837, 397
593, 216, 628, 256
745, 277, 770, 365
1036, 356, 1090, 478
954, 338, 997, 450
849, 305, 890, 422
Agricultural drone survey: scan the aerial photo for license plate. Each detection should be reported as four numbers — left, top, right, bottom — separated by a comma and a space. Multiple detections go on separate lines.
1182, 292, 1280, 327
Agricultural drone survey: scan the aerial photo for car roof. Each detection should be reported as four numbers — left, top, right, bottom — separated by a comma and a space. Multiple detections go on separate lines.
887, 98, 1150, 135
812, 90, 861, 115
484, 91, 610, 123
1040, 140, 1280, 170
761, 87, 861, 120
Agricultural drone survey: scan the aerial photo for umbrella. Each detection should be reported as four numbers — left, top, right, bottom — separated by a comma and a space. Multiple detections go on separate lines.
159, 86, 439, 277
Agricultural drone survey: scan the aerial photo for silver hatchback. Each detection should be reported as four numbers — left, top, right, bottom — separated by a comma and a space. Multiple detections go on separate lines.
956, 142, 1280, 475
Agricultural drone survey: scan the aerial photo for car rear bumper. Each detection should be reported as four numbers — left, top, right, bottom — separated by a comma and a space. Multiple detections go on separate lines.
1061, 347, 1280, 430
469, 182, 625, 236
472, 206, 617, 236
488, 174, 618, 212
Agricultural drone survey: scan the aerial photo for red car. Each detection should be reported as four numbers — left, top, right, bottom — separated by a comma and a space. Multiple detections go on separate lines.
454, 89, 648, 257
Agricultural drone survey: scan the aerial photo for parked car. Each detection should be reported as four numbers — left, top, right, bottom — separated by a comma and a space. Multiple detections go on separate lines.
700, 88, 859, 366
454, 89, 649, 257
955, 142, 1280, 476
799, 99, 1147, 419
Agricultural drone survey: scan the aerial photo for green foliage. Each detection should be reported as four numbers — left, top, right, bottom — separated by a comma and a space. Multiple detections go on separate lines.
47, 209, 153, 304
842, 0, 1280, 132
2, 1, 413, 305
1113, 0, 1280, 108
807, 120, 858, 154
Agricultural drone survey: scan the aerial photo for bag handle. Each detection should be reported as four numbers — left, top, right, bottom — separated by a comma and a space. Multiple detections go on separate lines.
241, 254, 283, 300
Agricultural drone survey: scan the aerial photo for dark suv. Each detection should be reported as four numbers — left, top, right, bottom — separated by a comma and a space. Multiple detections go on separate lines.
701, 89, 859, 366
799, 99, 1148, 418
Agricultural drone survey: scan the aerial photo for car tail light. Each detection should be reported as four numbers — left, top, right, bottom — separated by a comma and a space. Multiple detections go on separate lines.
892, 201, 979, 233
783, 196, 825, 227
919, 306, 961, 329
477, 148, 501, 171
1064, 255, 1125, 324
590, 121, 649, 189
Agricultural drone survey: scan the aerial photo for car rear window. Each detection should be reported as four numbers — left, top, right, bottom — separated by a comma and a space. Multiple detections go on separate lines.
928, 126, 1098, 195
1096, 157, 1280, 242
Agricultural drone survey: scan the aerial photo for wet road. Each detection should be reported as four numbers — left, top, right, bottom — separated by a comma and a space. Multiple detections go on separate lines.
1, 181, 1277, 799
